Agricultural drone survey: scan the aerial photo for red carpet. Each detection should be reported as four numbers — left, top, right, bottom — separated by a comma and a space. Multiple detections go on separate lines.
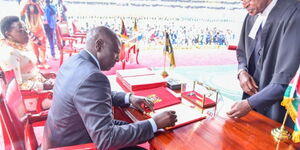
40, 49, 237, 74
138, 49, 237, 67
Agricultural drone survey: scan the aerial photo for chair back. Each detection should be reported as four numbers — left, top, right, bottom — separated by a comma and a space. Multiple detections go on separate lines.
72, 21, 81, 35
56, 25, 65, 66
2, 69, 15, 86
55, 25, 64, 51
119, 42, 126, 61
0, 71, 38, 150
0, 70, 13, 150
57, 22, 70, 37
126, 44, 140, 64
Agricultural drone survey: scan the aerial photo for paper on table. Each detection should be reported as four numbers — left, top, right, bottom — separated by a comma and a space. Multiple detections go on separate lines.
148, 103, 206, 128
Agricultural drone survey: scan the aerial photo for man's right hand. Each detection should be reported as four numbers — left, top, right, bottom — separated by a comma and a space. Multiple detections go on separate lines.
152, 110, 177, 129
43, 83, 54, 90
238, 70, 258, 96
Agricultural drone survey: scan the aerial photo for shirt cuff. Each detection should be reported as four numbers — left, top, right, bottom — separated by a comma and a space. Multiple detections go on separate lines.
124, 93, 131, 104
246, 98, 254, 109
35, 82, 44, 91
147, 118, 158, 132
237, 69, 248, 79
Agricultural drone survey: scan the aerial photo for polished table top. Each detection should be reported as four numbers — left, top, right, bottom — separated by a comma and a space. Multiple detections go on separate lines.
108, 74, 300, 150
119, 107, 300, 150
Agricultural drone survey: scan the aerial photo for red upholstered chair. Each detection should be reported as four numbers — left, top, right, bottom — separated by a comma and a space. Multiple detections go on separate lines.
0, 72, 46, 150
57, 22, 86, 43
119, 42, 127, 70
126, 44, 140, 64
0, 71, 97, 150
228, 45, 237, 50
71, 21, 87, 37
56, 25, 84, 66
2, 69, 53, 114
57, 22, 86, 44
118, 43, 140, 70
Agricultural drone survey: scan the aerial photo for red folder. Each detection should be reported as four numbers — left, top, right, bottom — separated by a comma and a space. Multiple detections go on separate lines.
181, 91, 216, 108
117, 74, 167, 92
116, 68, 154, 78
133, 87, 181, 110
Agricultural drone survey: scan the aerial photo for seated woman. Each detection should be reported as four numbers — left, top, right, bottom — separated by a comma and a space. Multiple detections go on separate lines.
0, 16, 54, 111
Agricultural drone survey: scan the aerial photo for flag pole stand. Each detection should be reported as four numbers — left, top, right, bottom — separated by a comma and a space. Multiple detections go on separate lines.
161, 71, 168, 78
271, 111, 292, 142
161, 53, 168, 78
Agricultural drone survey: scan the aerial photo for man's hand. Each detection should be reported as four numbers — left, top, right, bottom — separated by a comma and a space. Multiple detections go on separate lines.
43, 83, 54, 90
238, 71, 258, 95
129, 95, 154, 113
42, 72, 56, 79
226, 100, 252, 118
152, 111, 177, 129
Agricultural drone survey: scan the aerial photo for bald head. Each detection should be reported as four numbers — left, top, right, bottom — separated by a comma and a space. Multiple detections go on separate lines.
86, 26, 120, 53
85, 26, 120, 71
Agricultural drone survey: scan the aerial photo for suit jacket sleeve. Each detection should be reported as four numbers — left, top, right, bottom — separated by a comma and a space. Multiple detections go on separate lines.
236, 15, 249, 71
73, 72, 154, 150
248, 84, 287, 109
111, 91, 130, 107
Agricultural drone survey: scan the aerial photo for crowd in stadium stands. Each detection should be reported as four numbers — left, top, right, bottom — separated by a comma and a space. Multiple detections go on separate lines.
70, 16, 236, 48
0, 0, 241, 50
64, 0, 243, 11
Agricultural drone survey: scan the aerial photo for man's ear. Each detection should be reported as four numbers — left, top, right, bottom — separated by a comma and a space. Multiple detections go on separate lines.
95, 39, 104, 52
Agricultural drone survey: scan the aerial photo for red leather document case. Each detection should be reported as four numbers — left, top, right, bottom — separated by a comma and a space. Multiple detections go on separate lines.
116, 68, 154, 78
117, 74, 167, 92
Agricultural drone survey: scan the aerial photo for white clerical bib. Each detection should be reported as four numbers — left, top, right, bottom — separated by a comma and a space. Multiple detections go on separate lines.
248, 16, 264, 40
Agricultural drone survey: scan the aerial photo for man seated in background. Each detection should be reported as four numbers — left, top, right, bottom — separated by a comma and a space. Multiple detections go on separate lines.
42, 26, 177, 150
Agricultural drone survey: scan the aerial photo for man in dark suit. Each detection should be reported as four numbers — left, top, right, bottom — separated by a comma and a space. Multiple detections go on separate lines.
227, 0, 300, 126
42, 26, 177, 150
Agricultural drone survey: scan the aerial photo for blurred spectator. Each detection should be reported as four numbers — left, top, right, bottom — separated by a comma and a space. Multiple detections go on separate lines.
56, 0, 68, 22
20, 0, 48, 68
43, 0, 57, 59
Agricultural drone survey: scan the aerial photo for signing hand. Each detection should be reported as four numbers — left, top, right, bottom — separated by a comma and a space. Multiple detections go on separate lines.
42, 72, 56, 79
238, 71, 258, 96
153, 110, 177, 129
226, 100, 252, 118
129, 95, 154, 113
43, 83, 54, 90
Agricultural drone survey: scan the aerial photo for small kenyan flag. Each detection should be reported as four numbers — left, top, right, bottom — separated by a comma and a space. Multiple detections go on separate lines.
281, 66, 300, 142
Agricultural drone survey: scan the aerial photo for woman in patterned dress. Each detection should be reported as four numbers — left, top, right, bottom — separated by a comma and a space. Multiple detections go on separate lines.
0, 16, 54, 111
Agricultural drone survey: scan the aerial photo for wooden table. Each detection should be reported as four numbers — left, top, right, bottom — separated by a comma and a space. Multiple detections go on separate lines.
109, 75, 300, 150
117, 107, 300, 150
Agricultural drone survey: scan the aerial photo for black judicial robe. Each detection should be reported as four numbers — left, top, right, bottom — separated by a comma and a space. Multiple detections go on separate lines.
236, 0, 300, 123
